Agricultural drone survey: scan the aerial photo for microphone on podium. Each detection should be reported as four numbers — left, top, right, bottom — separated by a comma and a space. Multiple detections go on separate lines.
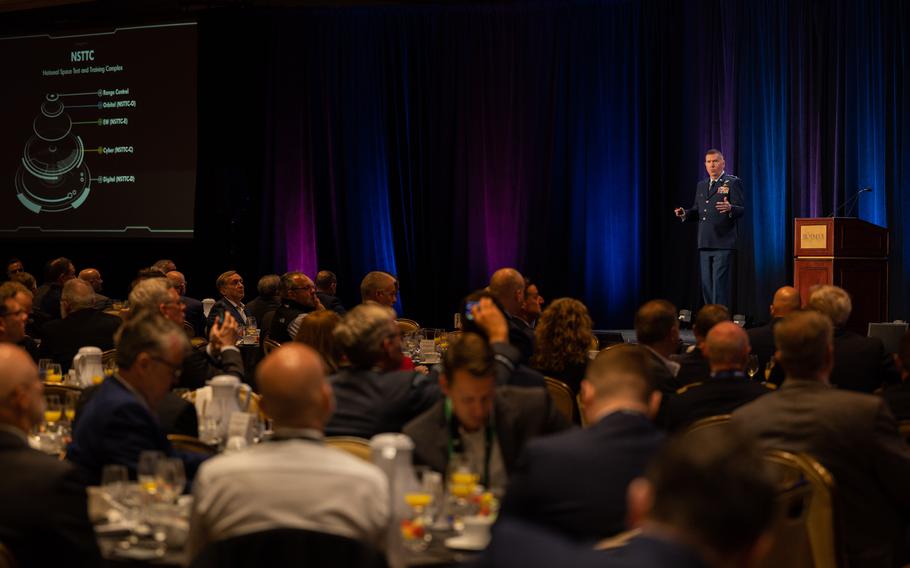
827, 187, 872, 218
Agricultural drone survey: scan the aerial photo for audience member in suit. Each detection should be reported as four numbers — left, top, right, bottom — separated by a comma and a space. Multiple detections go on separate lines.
315, 270, 347, 315
269, 272, 325, 343
38, 256, 77, 321
747, 286, 800, 386
881, 331, 910, 420
0, 344, 102, 567
39, 279, 122, 371
479, 427, 775, 568
244, 274, 282, 325
530, 297, 595, 395
634, 300, 682, 394
129, 278, 244, 390
5, 257, 24, 280
517, 279, 544, 329
78, 385, 199, 438
670, 304, 729, 388
404, 333, 569, 492
187, 343, 390, 560
78, 268, 113, 310
733, 310, 910, 567
807, 285, 899, 392
660, 322, 772, 432
489, 268, 535, 363
206, 271, 252, 330
501, 344, 663, 542
68, 314, 208, 485
0, 283, 28, 345
167, 270, 207, 338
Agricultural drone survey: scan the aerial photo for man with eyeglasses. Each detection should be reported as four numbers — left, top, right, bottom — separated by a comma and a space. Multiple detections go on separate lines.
268, 271, 324, 343
68, 313, 209, 485
0, 282, 29, 344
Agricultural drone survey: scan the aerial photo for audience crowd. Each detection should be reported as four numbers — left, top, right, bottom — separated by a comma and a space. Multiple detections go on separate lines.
3, 253, 910, 567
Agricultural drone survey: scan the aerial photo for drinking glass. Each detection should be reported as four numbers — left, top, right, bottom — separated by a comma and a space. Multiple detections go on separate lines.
38, 359, 53, 380
101, 464, 129, 502
44, 394, 62, 425
746, 354, 760, 379
155, 458, 186, 503
103, 357, 117, 380
46, 363, 63, 384
64, 391, 79, 422
138, 451, 165, 498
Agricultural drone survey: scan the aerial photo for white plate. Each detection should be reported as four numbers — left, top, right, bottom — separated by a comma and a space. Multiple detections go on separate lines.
444, 535, 488, 551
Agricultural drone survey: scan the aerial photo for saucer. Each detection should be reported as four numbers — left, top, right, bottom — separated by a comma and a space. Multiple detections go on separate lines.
444, 535, 489, 551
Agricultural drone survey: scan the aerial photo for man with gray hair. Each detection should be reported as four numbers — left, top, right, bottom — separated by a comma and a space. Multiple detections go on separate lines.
326, 297, 526, 438
68, 313, 208, 484
659, 321, 772, 432
39, 278, 121, 371
0, 344, 101, 566
268, 271, 324, 343
734, 310, 910, 567
130, 278, 243, 390
360, 270, 398, 308
245, 274, 282, 326
808, 284, 898, 392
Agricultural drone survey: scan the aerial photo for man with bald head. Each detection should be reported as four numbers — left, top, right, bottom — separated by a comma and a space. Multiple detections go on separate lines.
747, 285, 800, 385
660, 321, 772, 432
188, 343, 390, 559
0, 345, 101, 566
39, 278, 122, 371
489, 267, 535, 363
78, 267, 113, 310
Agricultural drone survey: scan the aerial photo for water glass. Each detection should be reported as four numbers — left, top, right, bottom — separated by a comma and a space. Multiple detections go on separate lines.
138, 450, 165, 497
746, 354, 760, 379
155, 458, 186, 503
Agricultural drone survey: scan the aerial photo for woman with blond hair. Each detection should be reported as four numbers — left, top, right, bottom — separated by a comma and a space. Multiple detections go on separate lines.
530, 298, 596, 395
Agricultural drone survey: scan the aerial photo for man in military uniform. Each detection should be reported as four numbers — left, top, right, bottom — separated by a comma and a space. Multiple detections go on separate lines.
674, 149, 745, 309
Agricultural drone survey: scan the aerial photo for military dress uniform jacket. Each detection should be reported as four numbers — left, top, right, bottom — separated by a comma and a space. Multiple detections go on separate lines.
682, 173, 745, 249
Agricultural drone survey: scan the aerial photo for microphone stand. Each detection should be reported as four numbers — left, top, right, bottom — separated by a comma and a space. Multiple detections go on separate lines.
827, 187, 872, 218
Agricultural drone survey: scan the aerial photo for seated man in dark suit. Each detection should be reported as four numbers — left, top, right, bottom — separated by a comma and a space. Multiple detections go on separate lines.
130, 278, 244, 390
660, 322, 772, 432
207, 271, 252, 331
167, 270, 207, 338
881, 330, 910, 420
489, 268, 535, 363
315, 270, 346, 315
404, 333, 569, 492
39, 278, 122, 371
733, 310, 910, 567
326, 298, 530, 438
670, 303, 729, 388
479, 427, 775, 568
807, 285, 899, 392
746, 285, 800, 386
244, 274, 282, 325
500, 344, 663, 541
78, 268, 113, 310
37, 256, 77, 321
268, 272, 324, 343
68, 313, 209, 484
0, 344, 102, 567
634, 300, 682, 394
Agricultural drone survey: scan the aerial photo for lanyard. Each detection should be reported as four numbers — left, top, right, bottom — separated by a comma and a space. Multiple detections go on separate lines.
445, 398, 494, 488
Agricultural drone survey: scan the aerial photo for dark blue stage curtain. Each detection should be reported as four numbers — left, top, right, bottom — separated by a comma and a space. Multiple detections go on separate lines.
243, 0, 910, 327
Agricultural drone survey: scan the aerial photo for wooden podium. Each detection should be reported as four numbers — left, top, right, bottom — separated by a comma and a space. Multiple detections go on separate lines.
794, 218, 889, 333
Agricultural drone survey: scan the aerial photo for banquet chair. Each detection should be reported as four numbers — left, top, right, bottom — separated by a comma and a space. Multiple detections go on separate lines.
183, 321, 197, 338
263, 338, 281, 356
101, 349, 117, 367
543, 377, 575, 423
190, 527, 387, 568
396, 318, 420, 335
168, 434, 218, 456
683, 414, 731, 435
326, 436, 372, 462
758, 450, 841, 568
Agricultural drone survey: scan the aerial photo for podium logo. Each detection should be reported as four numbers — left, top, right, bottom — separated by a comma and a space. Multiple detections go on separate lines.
800, 225, 827, 249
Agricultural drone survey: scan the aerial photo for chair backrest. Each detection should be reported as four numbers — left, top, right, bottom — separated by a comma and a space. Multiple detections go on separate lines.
190, 527, 387, 568
325, 436, 372, 462
396, 318, 420, 335
263, 338, 281, 355
759, 450, 840, 568
183, 321, 197, 339
101, 349, 117, 366
683, 413, 731, 435
543, 377, 575, 423
167, 434, 218, 456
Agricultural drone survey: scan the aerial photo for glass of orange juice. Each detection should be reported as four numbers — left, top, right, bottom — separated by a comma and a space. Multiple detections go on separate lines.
44, 394, 62, 424
45, 363, 63, 384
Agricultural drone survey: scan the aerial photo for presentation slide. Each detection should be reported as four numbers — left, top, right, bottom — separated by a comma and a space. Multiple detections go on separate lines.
0, 22, 197, 239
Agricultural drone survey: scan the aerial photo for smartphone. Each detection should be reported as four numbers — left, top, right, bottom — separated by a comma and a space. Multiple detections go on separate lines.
209, 304, 226, 326
464, 300, 480, 321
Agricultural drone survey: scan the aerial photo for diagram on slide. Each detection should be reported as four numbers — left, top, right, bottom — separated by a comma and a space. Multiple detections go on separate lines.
15, 93, 92, 213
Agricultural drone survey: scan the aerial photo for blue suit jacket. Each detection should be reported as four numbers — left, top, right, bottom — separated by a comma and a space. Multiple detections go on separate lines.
67, 377, 206, 485
206, 297, 251, 331
683, 173, 745, 249
500, 411, 663, 542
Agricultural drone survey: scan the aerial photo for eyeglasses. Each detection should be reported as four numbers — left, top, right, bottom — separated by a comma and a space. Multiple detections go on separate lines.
151, 355, 183, 379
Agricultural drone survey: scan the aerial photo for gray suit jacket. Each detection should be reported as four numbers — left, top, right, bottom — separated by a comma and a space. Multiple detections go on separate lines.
403, 387, 570, 478
732, 379, 910, 568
